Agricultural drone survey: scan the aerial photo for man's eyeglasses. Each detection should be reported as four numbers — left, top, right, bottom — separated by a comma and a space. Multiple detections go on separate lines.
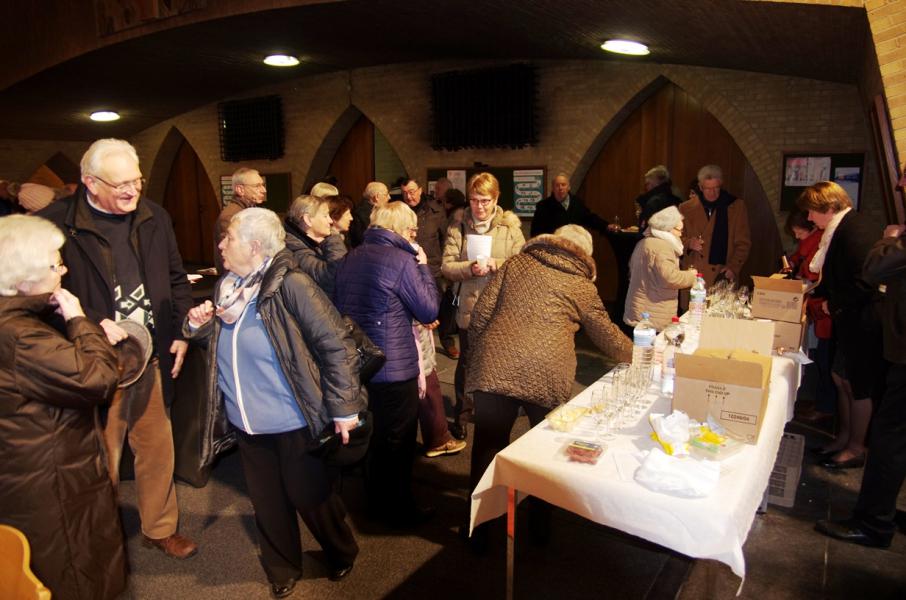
92, 175, 145, 194
241, 182, 266, 189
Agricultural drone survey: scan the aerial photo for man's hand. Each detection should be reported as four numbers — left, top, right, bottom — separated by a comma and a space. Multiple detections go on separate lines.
170, 340, 188, 378
883, 224, 905, 239
100, 319, 129, 345
688, 236, 704, 253
334, 418, 359, 445
720, 267, 736, 281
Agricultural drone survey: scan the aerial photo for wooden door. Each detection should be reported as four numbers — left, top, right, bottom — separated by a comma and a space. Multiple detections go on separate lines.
326, 114, 375, 198
161, 140, 220, 266
578, 81, 780, 303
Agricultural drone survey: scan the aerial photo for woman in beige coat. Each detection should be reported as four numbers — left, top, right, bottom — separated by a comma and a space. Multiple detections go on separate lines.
441, 172, 524, 439
624, 206, 698, 330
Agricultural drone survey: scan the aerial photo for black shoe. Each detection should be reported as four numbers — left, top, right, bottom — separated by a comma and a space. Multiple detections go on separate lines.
328, 564, 353, 582
820, 453, 866, 470
815, 519, 891, 548
270, 577, 297, 598
388, 505, 436, 529
449, 422, 467, 441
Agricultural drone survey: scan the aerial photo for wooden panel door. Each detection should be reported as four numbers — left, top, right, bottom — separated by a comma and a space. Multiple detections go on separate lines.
578, 81, 780, 303
161, 139, 220, 266
326, 114, 375, 198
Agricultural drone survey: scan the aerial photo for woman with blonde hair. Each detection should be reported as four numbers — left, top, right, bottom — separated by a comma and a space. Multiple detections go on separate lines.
797, 181, 883, 469
0, 214, 126, 599
442, 172, 525, 440
334, 200, 440, 527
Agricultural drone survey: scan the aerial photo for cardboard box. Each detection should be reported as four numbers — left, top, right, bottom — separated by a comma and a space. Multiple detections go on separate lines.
699, 316, 775, 356
674, 349, 772, 444
771, 315, 807, 351
751, 275, 808, 324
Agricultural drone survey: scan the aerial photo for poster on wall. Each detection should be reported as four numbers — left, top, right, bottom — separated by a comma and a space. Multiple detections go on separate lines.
513, 169, 544, 217
833, 167, 861, 210
784, 156, 831, 187
446, 170, 467, 193
220, 175, 233, 207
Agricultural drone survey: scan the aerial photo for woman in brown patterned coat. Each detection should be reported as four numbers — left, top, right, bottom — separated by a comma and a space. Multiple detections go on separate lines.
463, 225, 632, 548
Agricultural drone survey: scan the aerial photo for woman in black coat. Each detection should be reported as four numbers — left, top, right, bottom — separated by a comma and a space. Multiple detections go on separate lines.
797, 181, 884, 469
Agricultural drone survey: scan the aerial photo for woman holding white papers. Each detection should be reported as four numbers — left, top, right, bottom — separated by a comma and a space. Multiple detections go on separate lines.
442, 172, 525, 441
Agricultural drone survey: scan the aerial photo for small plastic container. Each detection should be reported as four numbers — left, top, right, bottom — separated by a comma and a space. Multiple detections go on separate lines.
545, 404, 588, 432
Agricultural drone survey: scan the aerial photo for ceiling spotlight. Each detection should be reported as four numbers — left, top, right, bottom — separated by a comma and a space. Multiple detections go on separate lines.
263, 54, 300, 67
90, 111, 120, 122
601, 40, 650, 56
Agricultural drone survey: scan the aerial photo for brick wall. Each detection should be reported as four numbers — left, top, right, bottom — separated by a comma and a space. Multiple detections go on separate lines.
2, 59, 886, 236
866, 0, 906, 168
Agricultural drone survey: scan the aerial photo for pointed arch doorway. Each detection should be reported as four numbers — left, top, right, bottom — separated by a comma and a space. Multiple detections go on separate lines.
160, 138, 220, 266
577, 80, 780, 312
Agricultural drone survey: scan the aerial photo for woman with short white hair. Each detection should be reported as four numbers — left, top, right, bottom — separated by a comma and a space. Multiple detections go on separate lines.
625, 205, 699, 330
284, 194, 347, 296
0, 214, 126, 599
186, 206, 365, 597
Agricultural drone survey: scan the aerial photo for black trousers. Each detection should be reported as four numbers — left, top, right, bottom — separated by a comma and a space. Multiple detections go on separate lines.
854, 361, 906, 538
453, 329, 471, 425
364, 378, 419, 516
236, 428, 358, 584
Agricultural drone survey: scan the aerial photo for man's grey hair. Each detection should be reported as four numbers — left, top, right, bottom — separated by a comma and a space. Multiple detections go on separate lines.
363, 181, 388, 202
80, 138, 140, 178
697, 164, 723, 184
231, 207, 286, 257
286, 194, 326, 230
644, 165, 670, 185
231, 167, 261, 194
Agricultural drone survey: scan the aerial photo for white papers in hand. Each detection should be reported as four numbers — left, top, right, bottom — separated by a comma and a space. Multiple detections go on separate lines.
466, 234, 492, 261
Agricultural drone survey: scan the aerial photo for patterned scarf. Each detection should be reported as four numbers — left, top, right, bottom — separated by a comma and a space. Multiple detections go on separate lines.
216, 257, 271, 324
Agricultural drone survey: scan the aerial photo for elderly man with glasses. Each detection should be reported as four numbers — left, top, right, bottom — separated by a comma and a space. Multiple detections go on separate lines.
40, 138, 197, 560
214, 167, 267, 273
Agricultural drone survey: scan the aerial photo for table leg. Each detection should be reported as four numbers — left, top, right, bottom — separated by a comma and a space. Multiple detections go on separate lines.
507, 486, 516, 600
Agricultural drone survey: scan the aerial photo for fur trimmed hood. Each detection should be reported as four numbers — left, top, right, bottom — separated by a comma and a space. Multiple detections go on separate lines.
522, 234, 596, 281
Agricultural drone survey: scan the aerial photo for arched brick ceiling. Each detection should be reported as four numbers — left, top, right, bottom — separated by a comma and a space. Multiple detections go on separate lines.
0, 0, 869, 140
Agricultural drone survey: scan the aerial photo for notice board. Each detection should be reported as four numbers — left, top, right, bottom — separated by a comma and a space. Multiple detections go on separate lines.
780, 152, 864, 211
426, 167, 546, 218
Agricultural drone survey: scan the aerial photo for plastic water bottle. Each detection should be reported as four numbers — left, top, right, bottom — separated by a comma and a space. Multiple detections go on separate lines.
661, 317, 684, 396
689, 274, 707, 329
632, 312, 656, 380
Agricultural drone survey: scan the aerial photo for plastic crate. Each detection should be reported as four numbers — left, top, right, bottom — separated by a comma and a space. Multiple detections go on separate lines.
767, 432, 804, 508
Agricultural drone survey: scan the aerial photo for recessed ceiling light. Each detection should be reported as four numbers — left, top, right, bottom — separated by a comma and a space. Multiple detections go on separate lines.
263, 54, 300, 67
601, 40, 650, 56
90, 111, 120, 122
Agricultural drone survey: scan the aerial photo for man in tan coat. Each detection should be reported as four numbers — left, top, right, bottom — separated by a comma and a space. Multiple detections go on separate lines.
678, 164, 750, 288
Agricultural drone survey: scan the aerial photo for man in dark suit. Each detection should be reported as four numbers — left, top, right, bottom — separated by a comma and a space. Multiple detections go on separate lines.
530, 173, 610, 237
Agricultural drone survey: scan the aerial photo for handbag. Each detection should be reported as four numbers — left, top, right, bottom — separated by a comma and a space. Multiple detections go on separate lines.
343, 315, 386, 383
309, 410, 373, 467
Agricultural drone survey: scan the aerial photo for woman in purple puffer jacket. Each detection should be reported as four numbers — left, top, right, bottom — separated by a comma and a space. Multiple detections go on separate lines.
333, 201, 439, 527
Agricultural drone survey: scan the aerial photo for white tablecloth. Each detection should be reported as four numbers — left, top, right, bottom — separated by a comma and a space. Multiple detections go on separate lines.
469, 356, 799, 580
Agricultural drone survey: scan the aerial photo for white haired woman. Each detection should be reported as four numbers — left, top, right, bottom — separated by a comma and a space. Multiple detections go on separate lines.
0, 214, 126, 599
625, 206, 699, 331
465, 224, 632, 549
185, 207, 365, 597
333, 201, 440, 528
284, 194, 347, 296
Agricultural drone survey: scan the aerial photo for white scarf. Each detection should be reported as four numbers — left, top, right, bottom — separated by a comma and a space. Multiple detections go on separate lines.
649, 228, 684, 256
471, 206, 498, 234
809, 208, 851, 274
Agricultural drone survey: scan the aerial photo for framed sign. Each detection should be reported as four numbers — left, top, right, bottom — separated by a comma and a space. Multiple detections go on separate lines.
780, 152, 864, 211
426, 166, 546, 217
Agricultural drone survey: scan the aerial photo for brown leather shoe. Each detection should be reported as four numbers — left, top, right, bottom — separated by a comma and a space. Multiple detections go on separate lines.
142, 533, 198, 559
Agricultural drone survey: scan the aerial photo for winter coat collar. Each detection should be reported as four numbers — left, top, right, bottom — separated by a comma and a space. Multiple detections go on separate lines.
362, 227, 417, 255
0, 293, 54, 318
464, 206, 521, 231
284, 219, 319, 252
257, 249, 295, 302
521, 234, 596, 280
64, 184, 153, 237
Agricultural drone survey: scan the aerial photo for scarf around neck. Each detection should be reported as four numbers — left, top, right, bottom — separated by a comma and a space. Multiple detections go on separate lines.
809, 207, 851, 274
649, 228, 685, 256
216, 257, 271, 324
470, 205, 498, 235
699, 190, 736, 266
